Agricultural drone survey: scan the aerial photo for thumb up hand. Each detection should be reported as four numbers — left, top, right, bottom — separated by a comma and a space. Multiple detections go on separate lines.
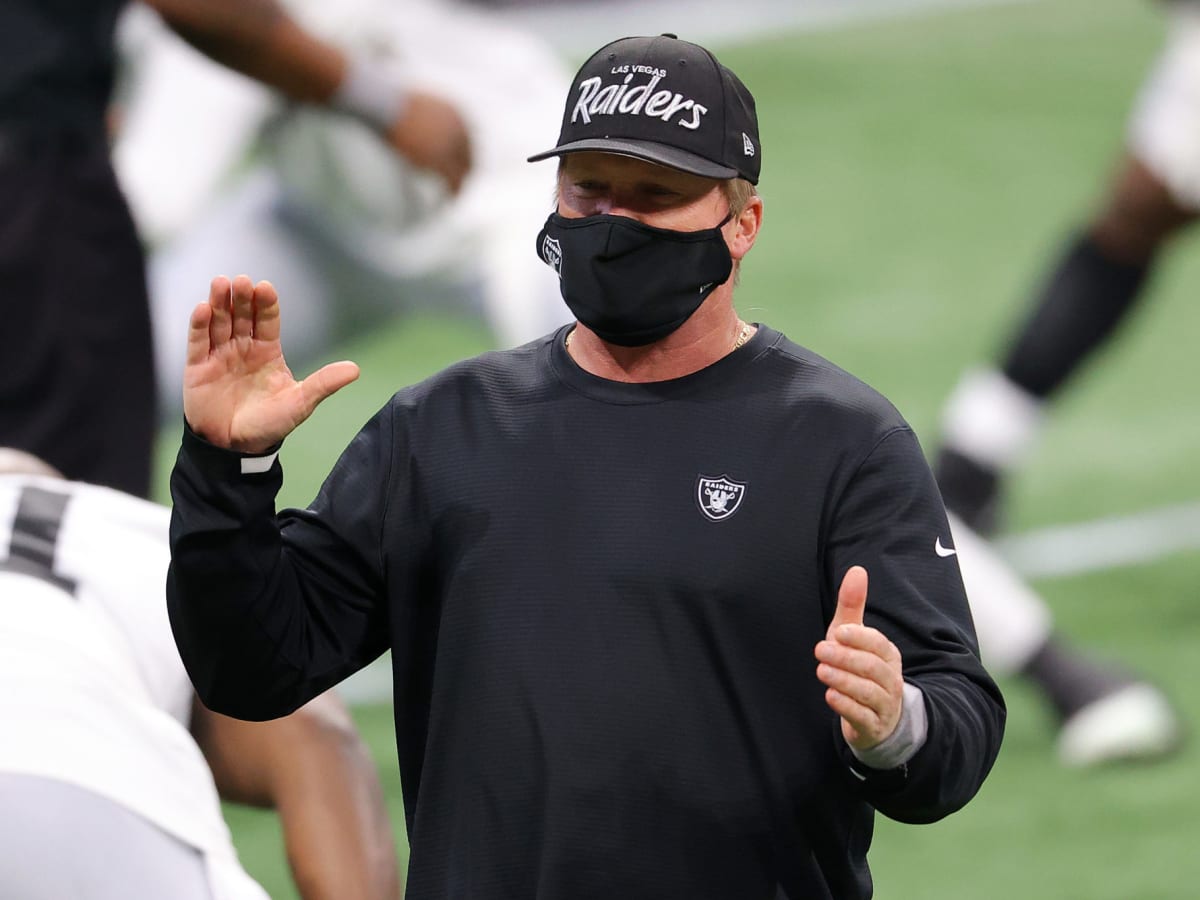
827, 564, 868, 636
815, 566, 905, 751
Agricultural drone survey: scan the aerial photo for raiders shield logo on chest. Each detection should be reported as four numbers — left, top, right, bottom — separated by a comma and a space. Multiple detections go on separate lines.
696, 475, 746, 522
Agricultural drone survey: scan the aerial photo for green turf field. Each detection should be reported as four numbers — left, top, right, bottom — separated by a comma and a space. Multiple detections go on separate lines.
161, 1, 1200, 896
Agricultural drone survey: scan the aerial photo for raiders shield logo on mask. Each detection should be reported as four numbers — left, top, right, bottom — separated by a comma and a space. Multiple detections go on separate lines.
696, 475, 746, 521
541, 234, 563, 274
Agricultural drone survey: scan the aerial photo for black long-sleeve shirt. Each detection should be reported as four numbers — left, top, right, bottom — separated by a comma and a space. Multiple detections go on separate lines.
168, 324, 1004, 899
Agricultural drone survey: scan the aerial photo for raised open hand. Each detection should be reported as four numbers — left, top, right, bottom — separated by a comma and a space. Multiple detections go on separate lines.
814, 566, 906, 751
182, 275, 360, 454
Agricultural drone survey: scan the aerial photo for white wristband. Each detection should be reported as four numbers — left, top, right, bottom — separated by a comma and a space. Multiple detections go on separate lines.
331, 55, 410, 132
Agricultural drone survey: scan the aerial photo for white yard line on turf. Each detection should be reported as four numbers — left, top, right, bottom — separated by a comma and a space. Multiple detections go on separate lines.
500, 0, 1042, 55
995, 500, 1200, 580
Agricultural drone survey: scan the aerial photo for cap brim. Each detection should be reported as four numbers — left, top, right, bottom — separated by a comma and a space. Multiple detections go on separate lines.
527, 138, 737, 180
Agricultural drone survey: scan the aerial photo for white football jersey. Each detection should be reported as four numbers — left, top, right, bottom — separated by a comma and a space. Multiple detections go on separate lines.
0, 476, 267, 900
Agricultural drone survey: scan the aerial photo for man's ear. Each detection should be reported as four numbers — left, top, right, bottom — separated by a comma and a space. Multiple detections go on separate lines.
728, 195, 763, 262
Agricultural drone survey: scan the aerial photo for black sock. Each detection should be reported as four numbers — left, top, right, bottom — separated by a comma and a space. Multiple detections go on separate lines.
1000, 232, 1150, 399
1020, 634, 1136, 722
933, 447, 1001, 533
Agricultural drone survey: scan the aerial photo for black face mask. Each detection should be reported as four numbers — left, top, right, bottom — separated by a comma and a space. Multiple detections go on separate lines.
536, 211, 734, 347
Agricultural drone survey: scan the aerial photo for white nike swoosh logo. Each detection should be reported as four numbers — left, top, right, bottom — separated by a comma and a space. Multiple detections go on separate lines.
931, 540, 960, 561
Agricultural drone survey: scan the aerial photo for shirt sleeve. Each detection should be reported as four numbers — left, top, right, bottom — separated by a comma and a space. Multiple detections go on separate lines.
166, 409, 396, 721
824, 426, 1006, 823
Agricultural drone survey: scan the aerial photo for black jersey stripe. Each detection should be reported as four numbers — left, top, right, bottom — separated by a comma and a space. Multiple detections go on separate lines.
1, 486, 76, 595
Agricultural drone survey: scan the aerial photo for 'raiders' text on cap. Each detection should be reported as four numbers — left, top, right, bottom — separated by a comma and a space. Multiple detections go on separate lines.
528, 33, 761, 185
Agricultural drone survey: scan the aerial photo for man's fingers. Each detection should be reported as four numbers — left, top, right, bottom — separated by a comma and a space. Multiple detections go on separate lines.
253, 280, 281, 343
231, 274, 254, 340
815, 629, 904, 750
828, 565, 868, 637
208, 276, 233, 346
823, 686, 873, 725
817, 662, 894, 712
818, 628, 902, 664
299, 361, 361, 416
185, 301, 214, 366
815, 639, 902, 699
823, 688, 874, 740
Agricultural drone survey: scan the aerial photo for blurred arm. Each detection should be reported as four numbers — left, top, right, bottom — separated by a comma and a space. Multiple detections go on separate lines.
191, 690, 402, 900
112, 11, 277, 246
140, 0, 344, 104
139, 0, 471, 191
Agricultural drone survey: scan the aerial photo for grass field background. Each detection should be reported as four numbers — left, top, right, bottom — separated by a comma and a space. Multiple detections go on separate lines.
155, 1, 1200, 896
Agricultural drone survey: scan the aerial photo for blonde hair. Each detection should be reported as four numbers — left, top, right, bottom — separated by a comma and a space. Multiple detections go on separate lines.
721, 178, 758, 216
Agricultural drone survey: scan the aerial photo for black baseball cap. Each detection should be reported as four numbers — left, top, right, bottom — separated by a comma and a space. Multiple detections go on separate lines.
528, 34, 761, 184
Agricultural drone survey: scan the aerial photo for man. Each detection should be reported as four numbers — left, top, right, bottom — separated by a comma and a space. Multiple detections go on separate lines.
0, 448, 401, 899
932, 0, 1195, 761
167, 34, 1005, 899
0, 0, 469, 499
111, 0, 571, 417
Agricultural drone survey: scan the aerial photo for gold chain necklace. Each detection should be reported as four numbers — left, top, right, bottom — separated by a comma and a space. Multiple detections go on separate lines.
565, 321, 753, 352
732, 321, 753, 350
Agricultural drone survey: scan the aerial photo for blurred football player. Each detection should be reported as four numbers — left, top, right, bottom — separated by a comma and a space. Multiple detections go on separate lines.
0, 0, 470, 499
0, 448, 402, 899
113, 0, 573, 416
932, 0, 1195, 763
935, 1, 1199, 532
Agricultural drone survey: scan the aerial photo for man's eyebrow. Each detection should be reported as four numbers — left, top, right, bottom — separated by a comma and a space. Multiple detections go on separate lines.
634, 177, 702, 194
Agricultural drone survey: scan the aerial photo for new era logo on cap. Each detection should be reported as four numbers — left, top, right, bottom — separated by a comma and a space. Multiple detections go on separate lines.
528, 34, 761, 184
